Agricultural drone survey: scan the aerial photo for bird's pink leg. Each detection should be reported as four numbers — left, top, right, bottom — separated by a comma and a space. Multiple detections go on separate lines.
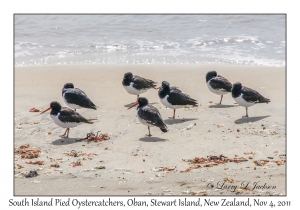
168, 109, 176, 119
147, 126, 152, 137
219, 95, 223, 104
60, 128, 69, 138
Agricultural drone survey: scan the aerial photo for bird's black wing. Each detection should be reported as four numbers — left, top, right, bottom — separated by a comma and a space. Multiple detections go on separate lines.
209, 75, 232, 92
132, 75, 157, 90
58, 108, 90, 123
167, 87, 198, 106
241, 86, 270, 103
64, 89, 97, 110
138, 105, 168, 130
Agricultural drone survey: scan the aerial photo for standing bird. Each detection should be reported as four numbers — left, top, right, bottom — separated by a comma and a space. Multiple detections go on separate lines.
122, 72, 157, 103
231, 82, 270, 118
157, 81, 198, 119
40, 101, 94, 138
206, 71, 232, 104
128, 97, 168, 137
62, 83, 97, 111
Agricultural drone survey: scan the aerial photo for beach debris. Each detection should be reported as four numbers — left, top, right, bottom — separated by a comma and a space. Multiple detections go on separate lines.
64, 150, 84, 157
63, 150, 98, 159
71, 160, 82, 167
114, 168, 133, 172
216, 124, 224, 128
253, 159, 286, 166
224, 178, 234, 183
50, 164, 60, 168
80, 131, 110, 142
16, 164, 24, 169
14, 144, 41, 159
25, 160, 44, 165
25, 170, 38, 178
29, 107, 40, 112
181, 164, 202, 173
243, 151, 255, 155
182, 155, 249, 172
152, 166, 176, 172
95, 166, 105, 170
181, 123, 196, 132
230, 157, 248, 163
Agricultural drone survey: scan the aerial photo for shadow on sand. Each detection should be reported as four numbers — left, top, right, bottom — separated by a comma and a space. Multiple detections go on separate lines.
139, 136, 168, 142
209, 104, 239, 108
52, 138, 86, 145
124, 102, 158, 108
164, 118, 198, 125
234, 115, 270, 124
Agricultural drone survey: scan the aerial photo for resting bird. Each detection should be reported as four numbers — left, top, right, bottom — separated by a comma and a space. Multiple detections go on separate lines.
128, 97, 168, 137
206, 71, 232, 104
231, 82, 270, 118
157, 81, 198, 119
122, 72, 157, 102
40, 101, 94, 138
62, 83, 97, 111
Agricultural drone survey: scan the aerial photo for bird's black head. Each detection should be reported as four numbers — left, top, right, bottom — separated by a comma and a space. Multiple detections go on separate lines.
206, 71, 217, 82
232, 82, 242, 90
123, 72, 133, 80
63, 83, 74, 89
40, 101, 62, 114
161, 81, 170, 89
127, 97, 149, 110
231, 82, 243, 98
137, 97, 149, 106
158, 81, 171, 99
50, 101, 62, 111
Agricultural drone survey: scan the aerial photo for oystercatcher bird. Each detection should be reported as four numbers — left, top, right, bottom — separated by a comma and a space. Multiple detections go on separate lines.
62, 83, 97, 111
231, 82, 270, 118
157, 81, 198, 119
128, 97, 168, 136
40, 101, 94, 138
122, 72, 157, 102
206, 71, 232, 104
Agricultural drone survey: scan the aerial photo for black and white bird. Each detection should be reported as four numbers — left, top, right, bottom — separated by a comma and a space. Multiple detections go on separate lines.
231, 82, 270, 118
157, 81, 198, 119
122, 72, 157, 102
128, 97, 168, 137
206, 71, 232, 104
62, 83, 97, 111
40, 101, 94, 138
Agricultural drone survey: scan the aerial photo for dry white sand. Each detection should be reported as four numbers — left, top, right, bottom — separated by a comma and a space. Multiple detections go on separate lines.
14, 64, 285, 195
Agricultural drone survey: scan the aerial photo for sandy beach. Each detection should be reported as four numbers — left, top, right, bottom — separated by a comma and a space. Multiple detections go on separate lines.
14, 64, 285, 196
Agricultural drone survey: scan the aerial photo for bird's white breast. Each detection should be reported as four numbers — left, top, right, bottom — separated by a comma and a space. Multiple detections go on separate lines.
160, 95, 185, 109
233, 94, 255, 108
207, 80, 229, 95
123, 82, 148, 95
50, 113, 79, 128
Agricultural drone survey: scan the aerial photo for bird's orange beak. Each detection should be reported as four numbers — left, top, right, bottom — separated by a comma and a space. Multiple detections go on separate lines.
155, 86, 161, 90
127, 101, 139, 110
40, 107, 51, 114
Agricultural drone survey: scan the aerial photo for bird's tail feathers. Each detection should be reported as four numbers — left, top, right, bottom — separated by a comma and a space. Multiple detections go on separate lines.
160, 126, 168, 133
259, 97, 271, 104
